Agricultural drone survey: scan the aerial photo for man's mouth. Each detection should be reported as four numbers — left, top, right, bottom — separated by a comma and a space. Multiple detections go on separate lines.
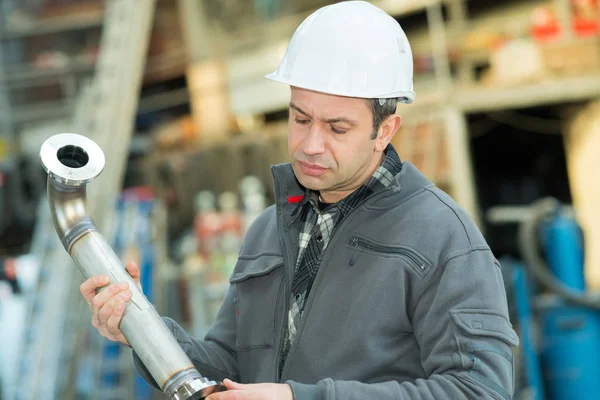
298, 161, 328, 176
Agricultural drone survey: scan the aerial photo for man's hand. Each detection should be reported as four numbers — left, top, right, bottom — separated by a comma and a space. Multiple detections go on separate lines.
79, 262, 142, 346
206, 379, 293, 400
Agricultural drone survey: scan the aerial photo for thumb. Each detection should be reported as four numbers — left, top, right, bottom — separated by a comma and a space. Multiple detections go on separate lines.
223, 378, 245, 390
125, 262, 142, 289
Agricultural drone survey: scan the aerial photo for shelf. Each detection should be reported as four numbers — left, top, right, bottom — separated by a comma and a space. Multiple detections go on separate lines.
0, 11, 103, 40
144, 49, 188, 84
138, 88, 190, 114
374, 0, 442, 18
397, 86, 449, 119
1, 60, 95, 85
455, 73, 600, 113
398, 73, 600, 116
12, 101, 70, 124
4, 50, 186, 87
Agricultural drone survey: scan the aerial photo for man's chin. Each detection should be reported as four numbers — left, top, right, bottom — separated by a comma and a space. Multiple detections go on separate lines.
296, 173, 326, 191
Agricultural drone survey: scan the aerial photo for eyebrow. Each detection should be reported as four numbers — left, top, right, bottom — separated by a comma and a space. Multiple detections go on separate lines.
289, 102, 357, 126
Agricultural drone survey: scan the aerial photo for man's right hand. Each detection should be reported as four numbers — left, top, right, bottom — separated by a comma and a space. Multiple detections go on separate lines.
79, 261, 141, 346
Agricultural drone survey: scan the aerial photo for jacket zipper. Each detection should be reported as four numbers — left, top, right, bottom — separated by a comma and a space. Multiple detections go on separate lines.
277, 188, 395, 380
349, 236, 428, 271
273, 272, 285, 341
276, 228, 293, 382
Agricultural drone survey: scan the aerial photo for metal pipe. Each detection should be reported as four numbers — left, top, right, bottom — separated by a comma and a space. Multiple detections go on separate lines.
40, 133, 226, 400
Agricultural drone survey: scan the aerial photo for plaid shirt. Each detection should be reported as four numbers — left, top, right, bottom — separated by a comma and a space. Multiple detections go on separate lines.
279, 145, 403, 374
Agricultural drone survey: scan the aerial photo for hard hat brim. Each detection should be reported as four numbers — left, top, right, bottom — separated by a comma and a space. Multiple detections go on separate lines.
265, 72, 415, 104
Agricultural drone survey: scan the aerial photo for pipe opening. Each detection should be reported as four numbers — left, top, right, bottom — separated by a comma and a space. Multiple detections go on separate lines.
57, 145, 89, 168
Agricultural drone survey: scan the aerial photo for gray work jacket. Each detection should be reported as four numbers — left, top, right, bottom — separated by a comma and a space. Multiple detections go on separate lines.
134, 161, 519, 400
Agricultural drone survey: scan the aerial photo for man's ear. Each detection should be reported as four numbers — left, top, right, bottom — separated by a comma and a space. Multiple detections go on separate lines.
374, 114, 402, 152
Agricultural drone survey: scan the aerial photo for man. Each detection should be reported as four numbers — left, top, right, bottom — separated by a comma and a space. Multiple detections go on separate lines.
80, 2, 519, 399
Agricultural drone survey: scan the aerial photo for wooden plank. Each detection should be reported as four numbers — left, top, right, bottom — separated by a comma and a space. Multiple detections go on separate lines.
444, 106, 482, 226
564, 100, 600, 289
456, 74, 600, 112
0, 11, 104, 39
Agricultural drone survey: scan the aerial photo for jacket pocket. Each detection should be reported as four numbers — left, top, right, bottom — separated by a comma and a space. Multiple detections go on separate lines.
451, 310, 520, 400
348, 236, 432, 275
230, 254, 285, 352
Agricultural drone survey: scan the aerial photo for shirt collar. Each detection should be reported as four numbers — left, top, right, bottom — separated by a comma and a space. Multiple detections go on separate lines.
301, 144, 402, 216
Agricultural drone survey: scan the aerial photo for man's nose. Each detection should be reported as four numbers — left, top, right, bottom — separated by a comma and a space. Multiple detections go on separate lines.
303, 126, 326, 156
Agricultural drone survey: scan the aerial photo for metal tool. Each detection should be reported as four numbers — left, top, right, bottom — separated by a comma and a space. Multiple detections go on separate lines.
40, 133, 226, 400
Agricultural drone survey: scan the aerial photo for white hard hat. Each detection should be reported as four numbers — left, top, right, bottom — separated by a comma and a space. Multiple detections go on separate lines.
266, 1, 415, 103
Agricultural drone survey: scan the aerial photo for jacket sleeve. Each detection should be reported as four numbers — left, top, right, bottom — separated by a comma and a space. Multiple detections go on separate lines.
287, 247, 520, 400
132, 283, 240, 389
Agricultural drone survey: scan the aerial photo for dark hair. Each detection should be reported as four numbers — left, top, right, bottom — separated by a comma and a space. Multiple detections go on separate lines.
367, 98, 398, 139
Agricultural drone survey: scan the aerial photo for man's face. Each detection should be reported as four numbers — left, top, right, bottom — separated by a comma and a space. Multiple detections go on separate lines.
288, 87, 389, 202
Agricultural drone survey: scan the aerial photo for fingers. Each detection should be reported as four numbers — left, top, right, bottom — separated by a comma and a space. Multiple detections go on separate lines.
95, 288, 132, 344
98, 289, 132, 329
80, 275, 110, 305
81, 262, 140, 307
91, 282, 129, 330
125, 262, 141, 288
223, 379, 245, 390
205, 391, 245, 400
105, 299, 127, 342
80, 263, 140, 346
205, 381, 256, 400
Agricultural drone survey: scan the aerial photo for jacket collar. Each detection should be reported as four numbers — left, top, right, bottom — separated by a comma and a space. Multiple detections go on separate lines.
270, 158, 434, 226
271, 163, 305, 227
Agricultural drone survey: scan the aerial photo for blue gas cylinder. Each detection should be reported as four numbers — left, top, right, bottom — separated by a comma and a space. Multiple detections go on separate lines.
538, 211, 600, 399
540, 212, 585, 291
539, 298, 600, 399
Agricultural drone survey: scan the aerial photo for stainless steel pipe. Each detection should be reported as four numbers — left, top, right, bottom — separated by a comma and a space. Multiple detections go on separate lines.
40, 133, 226, 400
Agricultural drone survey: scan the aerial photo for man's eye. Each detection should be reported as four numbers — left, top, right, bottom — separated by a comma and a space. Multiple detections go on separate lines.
295, 118, 310, 125
331, 126, 347, 135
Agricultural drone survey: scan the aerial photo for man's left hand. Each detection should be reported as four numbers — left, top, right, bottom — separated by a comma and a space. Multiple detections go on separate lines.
206, 379, 293, 400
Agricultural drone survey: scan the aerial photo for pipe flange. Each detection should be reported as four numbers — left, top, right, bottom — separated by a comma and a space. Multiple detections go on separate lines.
40, 133, 105, 187
171, 378, 227, 400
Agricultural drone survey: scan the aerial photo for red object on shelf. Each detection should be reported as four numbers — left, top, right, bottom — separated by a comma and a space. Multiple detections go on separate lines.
573, 0, 599, 36
531, 23, 561, 42
574, 16, 599, 36
531, 0, 599, 41
531, 6, 562, 42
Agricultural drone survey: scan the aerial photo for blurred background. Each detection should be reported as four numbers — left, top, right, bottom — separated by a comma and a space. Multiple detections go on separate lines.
1, 0, 600, 399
